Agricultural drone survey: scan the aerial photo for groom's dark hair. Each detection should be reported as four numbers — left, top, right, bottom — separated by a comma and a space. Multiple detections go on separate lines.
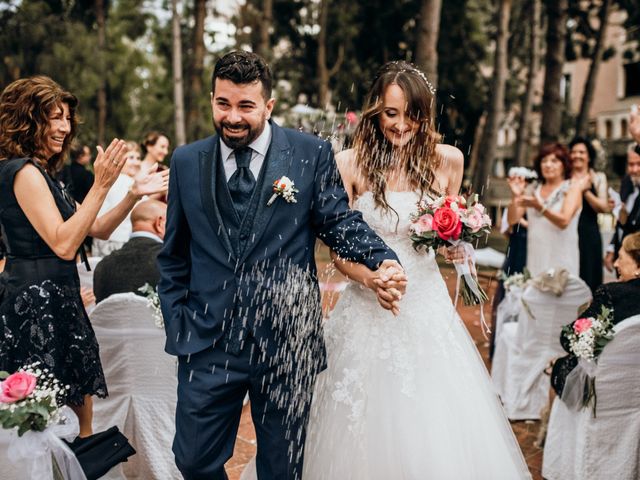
212, 51, 272, 100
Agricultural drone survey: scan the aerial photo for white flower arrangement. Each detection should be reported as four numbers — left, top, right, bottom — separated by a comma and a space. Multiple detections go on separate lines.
138, 283, 164, 329
500, 269, 531, 291
508, 167, 538, 181
267, 176, 299, 206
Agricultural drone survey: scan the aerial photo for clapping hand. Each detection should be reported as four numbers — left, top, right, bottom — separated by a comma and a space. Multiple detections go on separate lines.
93, 139, 128, 190
507, 175, 526, 197
516, 195, 542, 211
370, 260, 407, 316
131, 162, 170, 197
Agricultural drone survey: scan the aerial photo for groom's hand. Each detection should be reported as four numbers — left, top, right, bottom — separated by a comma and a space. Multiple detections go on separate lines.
373, 260, 407, 316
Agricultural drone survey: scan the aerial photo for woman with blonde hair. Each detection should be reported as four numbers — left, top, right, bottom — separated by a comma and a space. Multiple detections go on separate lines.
0, 76, 167, 436
301, 61, 530, 479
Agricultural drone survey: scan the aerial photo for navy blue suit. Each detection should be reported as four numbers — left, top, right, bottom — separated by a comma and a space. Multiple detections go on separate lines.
158, 122, 397, 479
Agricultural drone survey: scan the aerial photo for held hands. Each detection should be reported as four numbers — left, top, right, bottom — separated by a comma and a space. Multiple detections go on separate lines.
367, 260, 407, 316
93, 139, 128, 190
437, 244, 466, 264
130, 162, 170, 198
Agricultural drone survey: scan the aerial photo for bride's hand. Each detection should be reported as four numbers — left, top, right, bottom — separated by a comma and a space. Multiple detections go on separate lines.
437, 245, 465, 264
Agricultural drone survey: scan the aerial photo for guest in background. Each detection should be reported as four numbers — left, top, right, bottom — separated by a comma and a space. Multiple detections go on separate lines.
507, 143, 585, 277
92, 140, 147, 257
93, 199, 166, 303
569, 137, 609, 292
141, 131, 170, 171
604, 143, 640, 272
552, 231, 640, 397
65, 143, 95, 203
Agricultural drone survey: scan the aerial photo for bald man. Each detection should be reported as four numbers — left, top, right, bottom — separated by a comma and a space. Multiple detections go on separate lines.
94, 200, 167, 303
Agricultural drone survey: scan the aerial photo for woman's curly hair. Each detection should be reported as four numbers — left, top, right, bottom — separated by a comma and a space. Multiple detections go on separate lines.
0, 76, 78, 173
351, 61, 441, 213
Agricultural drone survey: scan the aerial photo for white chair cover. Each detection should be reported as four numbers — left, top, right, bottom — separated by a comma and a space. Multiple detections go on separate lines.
491, 274, 592, 420
543, 314, 640, 480
77, 256, 102, 315
90, 293, 179, 479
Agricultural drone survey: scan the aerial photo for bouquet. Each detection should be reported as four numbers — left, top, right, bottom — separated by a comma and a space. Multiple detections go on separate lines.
409, 194, 492, 306
138, 283, 164, 329
0, 364, 85, 480
561, 305, 615, 414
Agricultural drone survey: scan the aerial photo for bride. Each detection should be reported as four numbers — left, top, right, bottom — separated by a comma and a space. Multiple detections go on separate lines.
300, 61, 531, 479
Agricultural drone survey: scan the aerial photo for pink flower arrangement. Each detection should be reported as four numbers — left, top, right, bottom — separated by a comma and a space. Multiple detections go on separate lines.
409, 194, 492, 306
0, 371, 37, 403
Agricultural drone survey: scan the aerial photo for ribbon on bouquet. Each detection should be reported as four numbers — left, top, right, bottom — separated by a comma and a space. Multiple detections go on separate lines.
448, 240, 491, 338
7, 406, 87, 480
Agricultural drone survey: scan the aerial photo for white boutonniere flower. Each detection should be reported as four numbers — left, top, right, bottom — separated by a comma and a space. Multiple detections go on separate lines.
267, 176, 299, 206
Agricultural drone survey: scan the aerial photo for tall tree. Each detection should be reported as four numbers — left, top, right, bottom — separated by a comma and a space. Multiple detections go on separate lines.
172, 0, 186, 146
414, 0, 442, 90
473, 0, 512, 193
187, 0, 206, 141
316, 0, 344, 108
95, 0, 107, 147
258, 0, 273, 60
575, 0, 613, 137
540, 0, 568, 144
513, 0, 541, 166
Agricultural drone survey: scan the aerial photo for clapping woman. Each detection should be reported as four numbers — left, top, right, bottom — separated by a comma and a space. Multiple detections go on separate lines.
0, 76, 168, 436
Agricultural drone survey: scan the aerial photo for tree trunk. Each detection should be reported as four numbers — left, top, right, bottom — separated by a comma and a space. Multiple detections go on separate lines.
473, 0, 511, 194
514, 0, 541, 166
172, 0, 186, 146
187, 0, 206, 141
540, 0, 568, 144
95, 0, 107, 147
259, 0, 273, 60
575, 0, 612, 137
414, 0, 442, 90
316, 0, 330, 108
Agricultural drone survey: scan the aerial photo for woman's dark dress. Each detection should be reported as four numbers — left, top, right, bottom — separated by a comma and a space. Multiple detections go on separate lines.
578, 185, 603, 292
551, 277, 640, 397
0, 158, 107, 406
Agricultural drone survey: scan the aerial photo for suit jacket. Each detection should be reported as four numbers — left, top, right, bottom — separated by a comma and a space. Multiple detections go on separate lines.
551, 278, 640, 396
93, 236, 163, 303
158, 121, 398, 358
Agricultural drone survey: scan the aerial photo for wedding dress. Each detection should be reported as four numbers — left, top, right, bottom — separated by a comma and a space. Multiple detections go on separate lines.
302, 191, 531, 479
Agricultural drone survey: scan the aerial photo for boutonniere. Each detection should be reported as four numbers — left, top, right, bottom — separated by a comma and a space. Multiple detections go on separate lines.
267, 176, 299, 206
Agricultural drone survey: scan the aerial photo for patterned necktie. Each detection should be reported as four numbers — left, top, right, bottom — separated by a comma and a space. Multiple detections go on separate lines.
227, 147, 256, 219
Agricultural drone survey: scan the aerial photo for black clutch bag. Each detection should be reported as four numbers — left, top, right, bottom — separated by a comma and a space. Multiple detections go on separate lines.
65, 426, 136, 480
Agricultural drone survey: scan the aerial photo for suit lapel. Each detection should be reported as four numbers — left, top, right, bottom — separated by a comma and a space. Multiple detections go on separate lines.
199, 139, 236, 261
240, 123, 292, 263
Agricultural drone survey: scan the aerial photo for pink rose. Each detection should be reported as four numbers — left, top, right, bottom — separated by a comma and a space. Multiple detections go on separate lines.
412, 214, 434, 234
0, 372, 37, 403
573, 318, 593, 335
463, 209, 485, 233
433, 207, 462, 241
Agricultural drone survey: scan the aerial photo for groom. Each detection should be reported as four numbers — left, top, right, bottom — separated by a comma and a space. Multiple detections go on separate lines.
158, 50, 404, 479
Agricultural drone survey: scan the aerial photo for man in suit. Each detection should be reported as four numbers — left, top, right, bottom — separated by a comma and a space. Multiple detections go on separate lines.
158, 51, 404, 479
605, 143, 640, 272
93, 199, 166, 303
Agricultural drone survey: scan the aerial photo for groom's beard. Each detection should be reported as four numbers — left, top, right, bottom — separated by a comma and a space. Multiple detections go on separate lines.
214, 118, 266, 150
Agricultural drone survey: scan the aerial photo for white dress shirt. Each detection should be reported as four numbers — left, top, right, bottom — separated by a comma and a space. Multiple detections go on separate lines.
219, 122, 272, 181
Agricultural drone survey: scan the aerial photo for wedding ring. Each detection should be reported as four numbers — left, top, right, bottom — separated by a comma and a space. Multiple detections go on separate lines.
112, 160, 118, 165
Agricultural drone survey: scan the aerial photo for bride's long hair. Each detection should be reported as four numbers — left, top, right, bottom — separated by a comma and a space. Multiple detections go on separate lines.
352, 61, 441, 212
